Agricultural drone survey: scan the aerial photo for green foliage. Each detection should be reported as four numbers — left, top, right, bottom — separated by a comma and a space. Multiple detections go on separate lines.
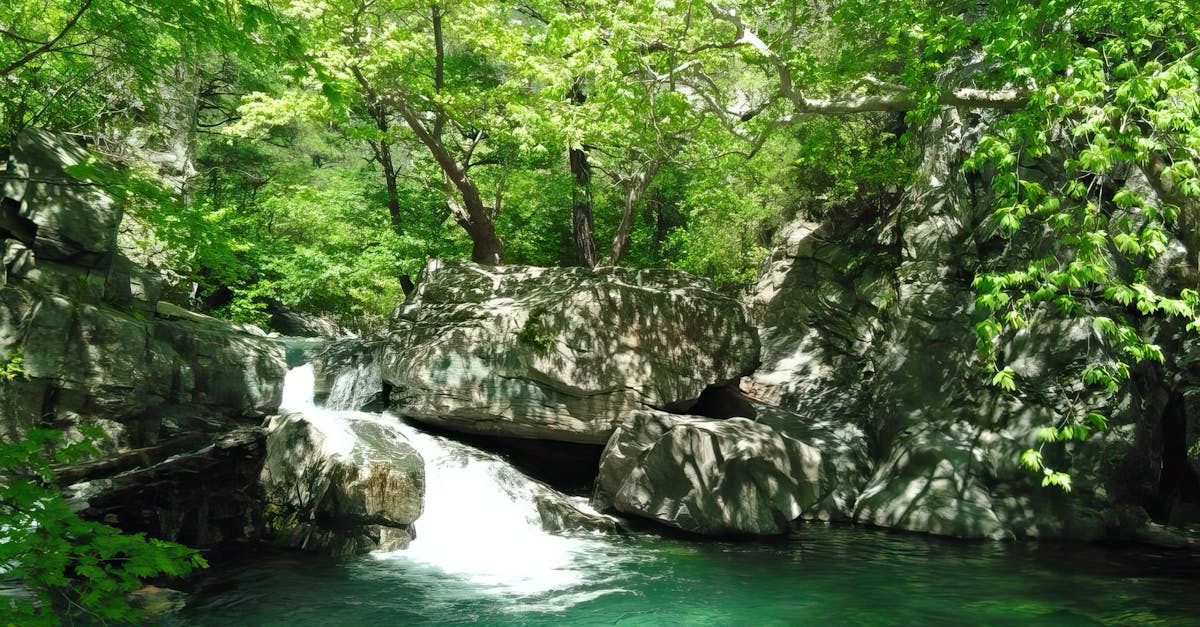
0, 0, 299, 143
0, 350, 27, 382
0, 429, 206, 625
959, 0, 1200, 489
190, 131, 468, 327
516, 309, 556, 354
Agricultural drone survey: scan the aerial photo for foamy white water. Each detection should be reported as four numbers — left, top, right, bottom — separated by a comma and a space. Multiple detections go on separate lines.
279, 365, 626, 602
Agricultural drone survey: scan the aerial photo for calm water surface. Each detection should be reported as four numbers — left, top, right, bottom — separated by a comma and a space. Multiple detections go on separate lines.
178, 526, 1200, 626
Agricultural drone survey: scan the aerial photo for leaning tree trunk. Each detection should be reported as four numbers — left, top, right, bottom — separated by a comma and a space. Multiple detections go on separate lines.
459, 199, 504, 265
378, 138, 403, 234
353, 64, 505, 266
610, 161, 658, 265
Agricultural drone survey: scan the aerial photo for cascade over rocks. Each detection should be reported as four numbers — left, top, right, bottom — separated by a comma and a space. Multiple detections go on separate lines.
313, 339, 388, 412
261, 412, 425, 556
382, 260, 760, 444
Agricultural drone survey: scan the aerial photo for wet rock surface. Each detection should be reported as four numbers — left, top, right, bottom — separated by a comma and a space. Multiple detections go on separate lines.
260, 412, 425, 556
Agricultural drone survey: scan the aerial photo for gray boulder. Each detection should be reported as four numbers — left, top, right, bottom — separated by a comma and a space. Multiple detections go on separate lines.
383, 260, 760, 444
261, 412, 424, 556
67, 428, 268, 548
853, 426, 1008, 539
0, 285, 286, 446
2, 129, 121, 266
593, 410, 858, 535
313, 339, 386, 412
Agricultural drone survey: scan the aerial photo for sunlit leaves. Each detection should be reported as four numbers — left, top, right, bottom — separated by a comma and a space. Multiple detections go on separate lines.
0, 431, 205, 624
961, 0, 1200, 491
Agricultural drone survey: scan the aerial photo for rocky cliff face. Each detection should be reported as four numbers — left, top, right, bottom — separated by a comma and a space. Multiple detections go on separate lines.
9, 124, 1196, 550
1, 129, 288, 547
746, 108, 1200, 541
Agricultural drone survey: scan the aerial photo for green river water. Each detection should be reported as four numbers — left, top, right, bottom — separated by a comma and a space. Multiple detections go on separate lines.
178, 525, 1199, 626
176, 367, 1199, 626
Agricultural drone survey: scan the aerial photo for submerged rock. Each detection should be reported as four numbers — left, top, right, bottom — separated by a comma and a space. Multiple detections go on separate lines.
534, 493, 619, 534
383, 260, 760, 444
127, 585, 188, 618
593, 410, 855, 535
260, 412, 424, 556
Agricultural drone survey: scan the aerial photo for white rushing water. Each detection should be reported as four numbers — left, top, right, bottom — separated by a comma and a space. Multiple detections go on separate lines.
279, 365, 626, 605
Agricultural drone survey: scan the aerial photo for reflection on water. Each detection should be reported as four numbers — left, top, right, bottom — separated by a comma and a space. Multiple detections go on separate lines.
179, 526, 1200, 626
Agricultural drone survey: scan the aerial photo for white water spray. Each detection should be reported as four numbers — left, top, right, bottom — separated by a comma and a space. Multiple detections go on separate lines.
279, 365, 626, 603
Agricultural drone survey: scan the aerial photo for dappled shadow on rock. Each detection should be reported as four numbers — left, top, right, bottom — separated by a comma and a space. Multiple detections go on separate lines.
381, 260, 760, 445
592, 410, 870, 536
745, 107, 1200, 542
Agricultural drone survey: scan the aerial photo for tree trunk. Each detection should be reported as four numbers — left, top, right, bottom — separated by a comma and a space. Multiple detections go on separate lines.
570, 145, 597, 267
611, 161, 658, 265
466, 216, 504, 264
378, 138, 403, 233
567, 80, 597, 267
1143, 154, 1200, 276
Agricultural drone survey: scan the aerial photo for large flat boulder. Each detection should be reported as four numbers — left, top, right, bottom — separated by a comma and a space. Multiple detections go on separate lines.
592, 410, 860, 535
383, 260, 760, 444
0, 284, 286, 446
260, 412, 424, 556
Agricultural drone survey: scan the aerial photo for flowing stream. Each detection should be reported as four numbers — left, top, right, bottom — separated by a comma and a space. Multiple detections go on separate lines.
177, 367, 1200, 625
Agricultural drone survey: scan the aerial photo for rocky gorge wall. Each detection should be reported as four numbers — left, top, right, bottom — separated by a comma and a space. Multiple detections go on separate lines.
0, 129, 289, 547
746, 108, 1200, 541
332, 107, 1200, 544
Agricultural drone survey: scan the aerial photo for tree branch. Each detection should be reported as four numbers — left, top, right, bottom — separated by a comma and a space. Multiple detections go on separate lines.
702, 2, 1029, 119
0, 0, 94, 78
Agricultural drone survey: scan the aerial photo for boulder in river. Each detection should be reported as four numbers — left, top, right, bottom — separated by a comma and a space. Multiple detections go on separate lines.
382, 260, 760, 444
593, 410, 859, 535
260, 412, 425, 556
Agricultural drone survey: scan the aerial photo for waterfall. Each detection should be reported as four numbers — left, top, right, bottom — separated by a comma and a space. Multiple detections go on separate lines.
279, 365, 626, 603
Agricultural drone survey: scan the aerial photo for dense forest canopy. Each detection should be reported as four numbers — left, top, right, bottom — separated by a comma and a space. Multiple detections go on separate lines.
2, 0, 1198, 478
4, 1, 1200, 622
